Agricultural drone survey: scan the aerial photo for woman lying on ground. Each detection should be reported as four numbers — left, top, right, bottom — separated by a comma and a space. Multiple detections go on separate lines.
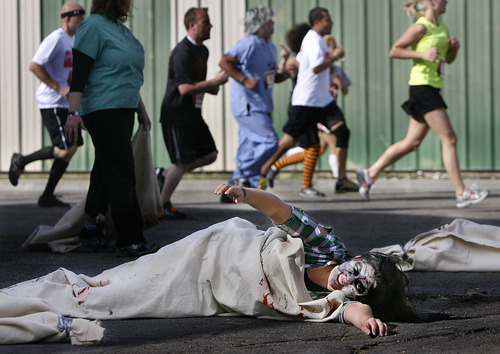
0, 185, 415, 345
214, 184, 416, 336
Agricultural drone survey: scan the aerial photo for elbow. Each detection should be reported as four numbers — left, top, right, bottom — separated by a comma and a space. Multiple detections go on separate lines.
219, 57, 229, 72
177, 84, 190, 96
389, 45, 400, 58
29, 62, 37, 73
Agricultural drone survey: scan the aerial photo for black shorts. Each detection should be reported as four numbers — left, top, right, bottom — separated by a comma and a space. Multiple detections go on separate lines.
284, 105, 323, 144
285, 101, 345, 148
401, 85, 448, 123
161, 120, 217, 165
40, 108, 83, 149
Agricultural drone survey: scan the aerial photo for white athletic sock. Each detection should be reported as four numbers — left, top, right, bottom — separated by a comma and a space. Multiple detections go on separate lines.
329, 154, 338, 179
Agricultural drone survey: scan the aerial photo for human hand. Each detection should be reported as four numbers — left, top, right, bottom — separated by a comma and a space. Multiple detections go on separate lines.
329, 85, 339, 99
214, 70, 229, 85
332, 46, 344, 60
207, 85, 220, 95
214, 183, 245, 204
280, 45, 290, 61
138, 113, 151, 131
64, 115, 85, 145
422, 47, 439, 62
360, 317, 390, 337
244, 77, 260, 90
137, 103, 151, 131
59, 86, 70, 100
449, 37, 460, 50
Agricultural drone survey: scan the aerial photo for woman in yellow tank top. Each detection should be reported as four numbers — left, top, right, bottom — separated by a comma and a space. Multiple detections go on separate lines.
356, 0, 489, 209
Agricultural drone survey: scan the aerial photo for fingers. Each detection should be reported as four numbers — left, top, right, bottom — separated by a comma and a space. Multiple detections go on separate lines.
213, 184, 243, 204
363, 318, 389, 337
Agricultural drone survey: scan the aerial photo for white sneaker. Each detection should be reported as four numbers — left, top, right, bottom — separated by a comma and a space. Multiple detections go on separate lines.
456, 187, 489, 208
356, 168, 374, 201
299, 186, 325, 199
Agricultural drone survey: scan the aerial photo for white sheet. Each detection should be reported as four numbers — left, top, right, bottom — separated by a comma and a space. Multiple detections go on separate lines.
1, 218, 345, 345
21, 125, 163, 253
371, 218, 500, 271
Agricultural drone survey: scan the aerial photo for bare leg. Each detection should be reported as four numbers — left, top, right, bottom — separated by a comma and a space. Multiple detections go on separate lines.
423, 108, 465, 195
328, 121, 347, 180
54, 144, 77, 162
161, 151, 217, 203
260, 133, 298, 176
369, 118, 430, 178
319, 132, 338, 179
336, 147, 347, 180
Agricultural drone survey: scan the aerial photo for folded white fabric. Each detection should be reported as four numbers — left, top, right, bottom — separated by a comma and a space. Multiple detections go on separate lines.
371, 218, 500, 271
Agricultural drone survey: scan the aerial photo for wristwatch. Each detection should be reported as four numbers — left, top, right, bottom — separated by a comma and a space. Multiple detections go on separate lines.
68, 111, 80, 117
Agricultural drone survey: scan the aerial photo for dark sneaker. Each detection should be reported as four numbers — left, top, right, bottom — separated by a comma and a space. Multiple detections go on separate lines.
116, 242, 160, 257
79, 228, 109, 253
220, 193, 234, 203
9, 153, 23, 186
162, 204, 186, 219
38, 195, 70, 208
299, 186, 325, 198
257, 176, 267, 190
266, 168, 278, 188
335, 177, 359, 193
456, 187, 489, 208
155, 167, 165, 193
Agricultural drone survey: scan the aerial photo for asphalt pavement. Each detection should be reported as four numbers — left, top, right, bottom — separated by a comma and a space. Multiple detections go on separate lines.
1, 172, 499, 353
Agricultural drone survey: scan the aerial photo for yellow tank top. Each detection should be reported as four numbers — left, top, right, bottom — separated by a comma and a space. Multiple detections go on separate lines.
408, 16, 449, 89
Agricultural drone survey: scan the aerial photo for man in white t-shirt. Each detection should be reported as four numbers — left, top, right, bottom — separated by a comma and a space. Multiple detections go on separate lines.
259, 7, 357, 197
9, 2, 85, 207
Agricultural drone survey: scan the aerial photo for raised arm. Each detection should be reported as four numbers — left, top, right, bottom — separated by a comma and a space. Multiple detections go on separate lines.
214, 184, 292, 225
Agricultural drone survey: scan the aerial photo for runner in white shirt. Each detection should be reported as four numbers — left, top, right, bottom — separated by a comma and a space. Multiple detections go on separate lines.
8, 2, 85, 207
259, 7, 357, 197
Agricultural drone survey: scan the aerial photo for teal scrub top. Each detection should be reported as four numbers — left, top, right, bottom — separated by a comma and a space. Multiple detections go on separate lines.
73, 14, 145, 116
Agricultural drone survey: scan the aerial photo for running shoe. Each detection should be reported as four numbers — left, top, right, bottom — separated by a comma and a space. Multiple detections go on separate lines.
266, 167, 279, 188
162, 203, 186, 219
38, 194, 70, 208
356, 168, 374, 201
299, 186, 325, 198
257, 176, 267, 190
8, 153, 23, 186
116, 242, 160, 257
456, 187, 489, 208
335, 177, 359, 193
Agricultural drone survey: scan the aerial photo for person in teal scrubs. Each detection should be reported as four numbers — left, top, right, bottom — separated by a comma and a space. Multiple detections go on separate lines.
64, 0, 159, 257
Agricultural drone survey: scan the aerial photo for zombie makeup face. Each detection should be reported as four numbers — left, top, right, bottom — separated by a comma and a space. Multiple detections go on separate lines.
327, 258, 376, 298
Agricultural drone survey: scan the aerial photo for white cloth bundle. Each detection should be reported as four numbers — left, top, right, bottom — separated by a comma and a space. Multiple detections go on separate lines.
371, 218, 500, 271
1, 218, 345, 345
22, 125, 162, 253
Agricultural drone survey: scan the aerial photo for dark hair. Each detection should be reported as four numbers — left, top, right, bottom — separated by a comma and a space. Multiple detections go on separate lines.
354, 253, 417, 322
184, 7, 208, 31
285, 23, 310, 53
91, 0, 132, 22
309, 7, 328, 26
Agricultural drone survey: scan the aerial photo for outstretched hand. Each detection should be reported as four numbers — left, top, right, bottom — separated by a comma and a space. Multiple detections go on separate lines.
360, 317, 389, 337
214, 184, 245, 204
